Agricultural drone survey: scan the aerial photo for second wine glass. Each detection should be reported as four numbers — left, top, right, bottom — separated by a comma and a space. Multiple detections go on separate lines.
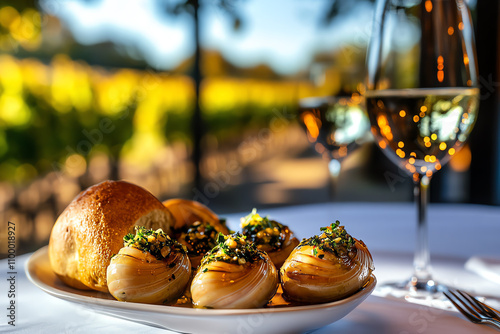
366, 0, 479, 300
298, 95, 371, 199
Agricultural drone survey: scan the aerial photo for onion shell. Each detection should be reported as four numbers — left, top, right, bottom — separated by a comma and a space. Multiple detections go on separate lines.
191, 253, 278, 309
107, 246, 191, 304
280, 239, 374, 303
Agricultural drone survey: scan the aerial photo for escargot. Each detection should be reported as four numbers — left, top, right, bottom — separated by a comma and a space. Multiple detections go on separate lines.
164, 199, 229, 269
280, 221, 374, 304
176, 220, 226, 269
191, 233, 279, 309
240, 209, 299, 268
106, 227, 191, 304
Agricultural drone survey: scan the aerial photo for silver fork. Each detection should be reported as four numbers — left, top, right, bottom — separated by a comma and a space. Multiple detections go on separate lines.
443, 288, 500, 330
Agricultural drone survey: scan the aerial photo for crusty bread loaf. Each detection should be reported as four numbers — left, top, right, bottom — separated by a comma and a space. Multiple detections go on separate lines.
49, 180, 174, 292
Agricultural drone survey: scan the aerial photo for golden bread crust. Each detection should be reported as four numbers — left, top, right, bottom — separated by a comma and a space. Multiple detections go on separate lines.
49, 180, 174, 292
162, 199, 224, 231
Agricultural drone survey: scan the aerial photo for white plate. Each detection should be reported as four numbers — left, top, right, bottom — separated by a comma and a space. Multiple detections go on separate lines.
26, 246, 376, 334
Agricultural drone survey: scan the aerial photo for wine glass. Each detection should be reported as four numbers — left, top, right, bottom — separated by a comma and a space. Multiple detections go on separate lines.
366, 0, 479, 299
298, 95, 371, 199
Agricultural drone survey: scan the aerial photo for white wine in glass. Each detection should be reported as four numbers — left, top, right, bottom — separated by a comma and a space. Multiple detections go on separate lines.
366, 88, 478, 177
366, 0, 479, 299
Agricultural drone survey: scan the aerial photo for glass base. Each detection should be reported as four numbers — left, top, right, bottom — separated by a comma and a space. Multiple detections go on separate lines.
373, 276, 454, 309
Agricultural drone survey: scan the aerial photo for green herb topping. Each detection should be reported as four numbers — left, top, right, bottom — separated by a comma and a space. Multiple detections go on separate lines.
176, 221, 220, 256
124, 226, 186, 260
240, 209, 284, 251
200, 233, 265, 267
298, 221, 355, 258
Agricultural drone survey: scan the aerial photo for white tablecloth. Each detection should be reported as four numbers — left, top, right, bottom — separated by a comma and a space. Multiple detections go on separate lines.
2, 203, 500, 333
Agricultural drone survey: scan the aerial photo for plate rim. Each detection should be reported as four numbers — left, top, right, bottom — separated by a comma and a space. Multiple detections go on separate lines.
26, 245, 376, 316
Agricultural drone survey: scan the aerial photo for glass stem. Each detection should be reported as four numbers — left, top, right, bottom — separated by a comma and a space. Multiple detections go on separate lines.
413, 174, 432, 281
328, 159, 341, 200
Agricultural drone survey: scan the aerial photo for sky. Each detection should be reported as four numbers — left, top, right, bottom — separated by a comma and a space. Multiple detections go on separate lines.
41, 0, 375, 75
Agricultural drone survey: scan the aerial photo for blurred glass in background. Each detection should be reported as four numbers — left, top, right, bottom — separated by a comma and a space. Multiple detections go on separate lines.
1, 0, 497, 258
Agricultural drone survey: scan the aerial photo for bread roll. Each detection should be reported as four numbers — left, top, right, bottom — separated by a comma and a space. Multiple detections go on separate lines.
163, 199, 221, 230
49, 180, 174, 292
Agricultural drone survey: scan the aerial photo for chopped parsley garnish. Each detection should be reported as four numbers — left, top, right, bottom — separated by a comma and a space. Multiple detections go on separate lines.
298, 221, 355, 258
240, 209, 285, 251
200, 233, 265, 266
175, 221, 220, 256
124, 226, 186, 260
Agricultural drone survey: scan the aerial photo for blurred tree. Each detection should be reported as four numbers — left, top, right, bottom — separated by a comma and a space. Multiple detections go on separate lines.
161, 0, 243, 190
0, 0, 42, 52
321, 0, 375, 26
